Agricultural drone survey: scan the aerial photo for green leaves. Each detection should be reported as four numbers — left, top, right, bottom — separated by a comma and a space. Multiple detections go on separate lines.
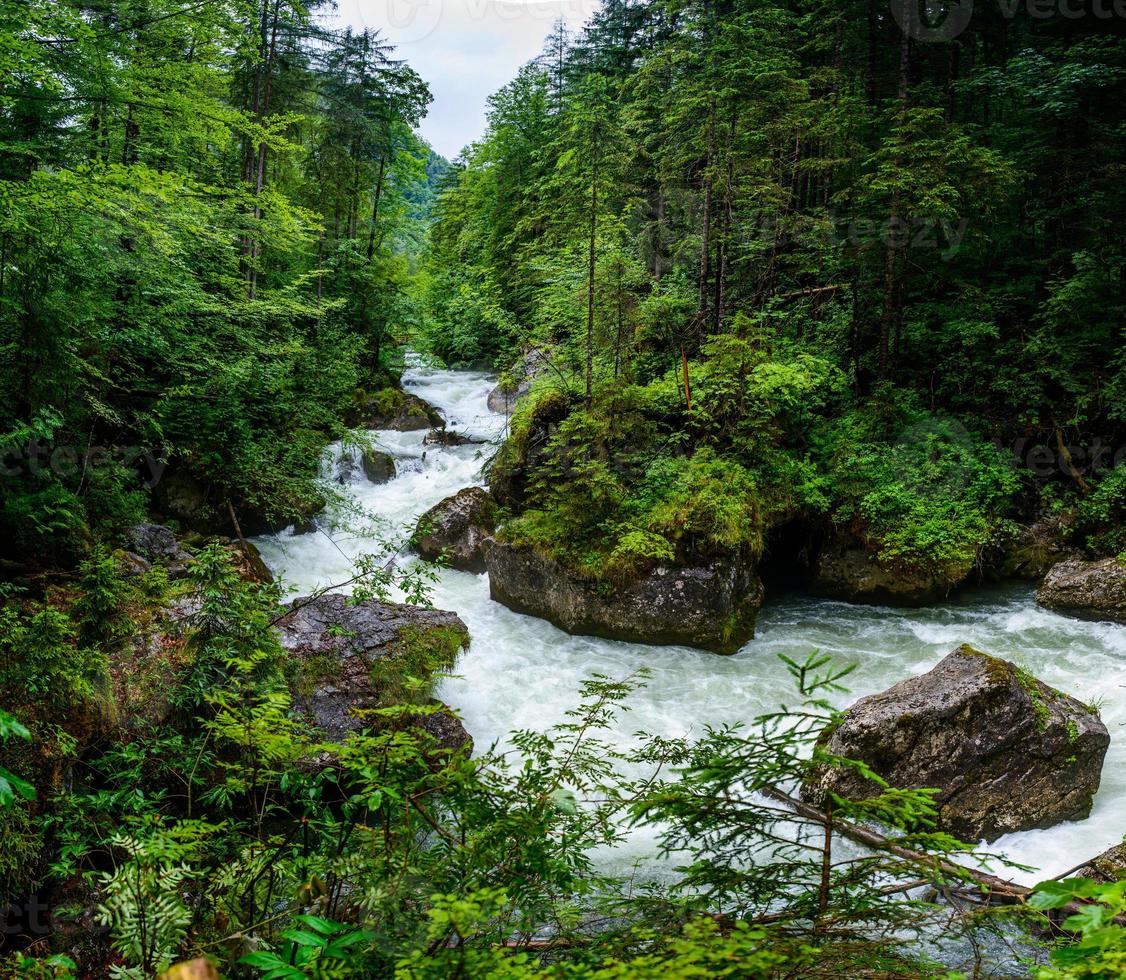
241, 916, 374, 979
0, 707, 34, 809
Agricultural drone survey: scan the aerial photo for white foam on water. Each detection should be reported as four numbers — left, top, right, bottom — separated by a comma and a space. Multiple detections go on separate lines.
253, 359, 1126, 892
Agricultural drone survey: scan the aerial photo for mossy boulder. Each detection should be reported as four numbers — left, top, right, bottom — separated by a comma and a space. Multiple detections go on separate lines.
350, 387, 444, 431
812, 535, 959, 605
484, 539, 763, 654
488, 388, 571, 507
1001, 516, 1079, 581
1037, 557, 1126, 624
276, 594, 469, 741
802, 645, 1110, 842
486, 349, 546, 414
413, 487, 498, 573
336, 448, 397, 485
1075, 841, 1126, 882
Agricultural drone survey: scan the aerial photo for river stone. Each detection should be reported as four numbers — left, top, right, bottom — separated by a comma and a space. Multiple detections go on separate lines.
276, 593, 469, 741
812, 536, 958, 605
484, 539, 764, 654
487, 349, 546, 414
1074, 841, 1126, 882
1036, 557, 1126, 624
802, 645, 1110, 842
355, 389, 444, 431
361, 450, 396, 484
414, 487, 498, 573
1001, 516, 1079, 581
423, 428, 482, 447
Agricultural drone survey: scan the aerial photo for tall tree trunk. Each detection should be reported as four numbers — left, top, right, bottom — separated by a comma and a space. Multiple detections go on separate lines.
697, 101, 716, 334
248, 0, 282, 300
366, 151, 387, 262
879, 15, 911, 379
586, 140, 599, 412
713, 104, 737, 332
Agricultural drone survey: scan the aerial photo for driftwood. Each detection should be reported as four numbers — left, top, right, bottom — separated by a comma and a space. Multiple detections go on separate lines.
766, 787, 1125, 926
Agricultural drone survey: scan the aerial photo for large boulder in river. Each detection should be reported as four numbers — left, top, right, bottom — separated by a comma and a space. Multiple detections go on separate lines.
1036, 558, 1126, 624
414, 487, 498, 573
484, 540, 764, 654
803, 645, 1110, 842
276, 593, 469, 741
812, 536, 957, 605
350, 388, 444, 431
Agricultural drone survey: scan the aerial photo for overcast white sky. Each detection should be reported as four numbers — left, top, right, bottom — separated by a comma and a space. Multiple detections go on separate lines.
335, 0, 599, 160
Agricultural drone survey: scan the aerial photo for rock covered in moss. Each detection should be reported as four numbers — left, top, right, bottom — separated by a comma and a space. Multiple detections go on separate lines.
351, 388, 444, 431
336, 447, 397, 484
484, 539, 763, 654
812, 536, 957, 605
414, 487, 497, 573
802, 645, 1109, 842
276, 594, 469, 741
1001, 516, 1079, 581
487, 349, 546, 414
1036, 557, 1126, 624
1074, 841, 1126, 882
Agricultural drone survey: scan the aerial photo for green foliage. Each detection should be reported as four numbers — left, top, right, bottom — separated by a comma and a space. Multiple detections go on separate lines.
1030, 878, 1126, 978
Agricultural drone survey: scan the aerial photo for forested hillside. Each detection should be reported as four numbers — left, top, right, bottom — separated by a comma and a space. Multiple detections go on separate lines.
1, 0, 437, 561
424, 0, 1126, 596
1, 0, 1125, 977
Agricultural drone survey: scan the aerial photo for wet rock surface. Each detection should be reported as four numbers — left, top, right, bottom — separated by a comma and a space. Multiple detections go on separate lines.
276, 593, 468, 741
1036, 557, 1126, 624
414, 487, 498, 573
812, 536, 956, 605
484, 539, 763, 654
803, 645, 1110, 842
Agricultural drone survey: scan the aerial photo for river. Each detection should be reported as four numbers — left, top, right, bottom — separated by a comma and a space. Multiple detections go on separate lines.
253, 358, 1126, 889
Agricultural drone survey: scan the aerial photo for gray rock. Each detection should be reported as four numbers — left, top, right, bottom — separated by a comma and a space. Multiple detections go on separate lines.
1037, 558, 1126, 624
803, 645, 1110, 842
412, 701, 474, 756
127, 523, 191, 562
812, 536, 955, 605
361, 450, 396, 484
1002, 516, 1079, 581
484, 540, 763, 654
118, 551, 152, 577
487, 349, 546, 414
423, 428, 482, 448
414, 488, 497, 573
1074, 842, 1126, 882
276, 594, 469, 741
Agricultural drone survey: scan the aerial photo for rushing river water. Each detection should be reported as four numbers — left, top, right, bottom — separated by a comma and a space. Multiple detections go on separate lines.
254, 358, 1126, 892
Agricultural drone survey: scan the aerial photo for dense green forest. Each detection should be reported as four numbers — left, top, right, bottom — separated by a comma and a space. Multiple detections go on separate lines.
423, 0, 1126, 595
1, 0, 1125, 976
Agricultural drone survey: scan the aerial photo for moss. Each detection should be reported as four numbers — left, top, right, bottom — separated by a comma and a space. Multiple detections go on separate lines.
0, 806, 42, 904
371, 624, 469, 707
1014, 666, 1051, 733
1067, 719, 1080, 744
